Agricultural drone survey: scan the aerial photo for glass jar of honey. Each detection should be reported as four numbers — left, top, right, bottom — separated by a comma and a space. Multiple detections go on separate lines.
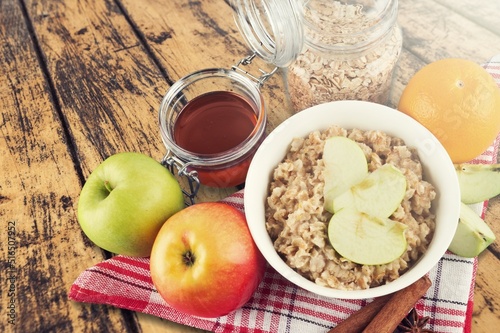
159, 68, 267, 189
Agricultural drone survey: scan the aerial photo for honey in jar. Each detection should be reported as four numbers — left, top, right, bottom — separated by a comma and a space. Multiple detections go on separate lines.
173, 91, 257, 155
159, 68, 267, 188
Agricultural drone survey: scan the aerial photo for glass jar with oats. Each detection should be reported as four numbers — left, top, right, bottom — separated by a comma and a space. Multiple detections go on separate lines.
231, 0, 402, 111
288, 0, 402, 110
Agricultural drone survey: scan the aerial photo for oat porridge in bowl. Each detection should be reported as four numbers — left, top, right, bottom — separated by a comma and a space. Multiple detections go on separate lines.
244, 101, 460, 299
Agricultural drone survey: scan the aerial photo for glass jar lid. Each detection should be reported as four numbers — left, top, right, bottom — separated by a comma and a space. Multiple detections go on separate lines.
231, 0, 304, 68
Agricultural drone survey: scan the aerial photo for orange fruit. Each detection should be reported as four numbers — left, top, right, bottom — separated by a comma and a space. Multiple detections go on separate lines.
398, 58, 500, 163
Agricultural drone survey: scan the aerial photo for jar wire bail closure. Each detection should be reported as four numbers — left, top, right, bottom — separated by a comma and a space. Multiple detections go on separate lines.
231, 52, 279, 88
161, 154, 200, 205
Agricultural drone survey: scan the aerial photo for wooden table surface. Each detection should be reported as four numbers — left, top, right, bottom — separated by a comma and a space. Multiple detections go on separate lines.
1, 0, 499, 332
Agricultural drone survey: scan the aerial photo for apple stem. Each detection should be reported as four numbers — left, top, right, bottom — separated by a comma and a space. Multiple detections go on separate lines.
104, 180, 113, 193
183, 251, 195, 266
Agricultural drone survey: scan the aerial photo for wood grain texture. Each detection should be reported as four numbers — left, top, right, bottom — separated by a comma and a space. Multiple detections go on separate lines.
25, 0, 168, 168
119, 0, 294, 134
0, 0, 133, 332
398, 0, 500, 63
26, 0, 234, 202
436, 0, 500, 36
471, 249, 500, 333
1, 0, 499, 332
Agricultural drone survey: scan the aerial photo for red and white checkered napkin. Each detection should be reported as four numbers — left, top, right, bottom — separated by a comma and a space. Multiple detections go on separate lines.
70, 57, 500, 333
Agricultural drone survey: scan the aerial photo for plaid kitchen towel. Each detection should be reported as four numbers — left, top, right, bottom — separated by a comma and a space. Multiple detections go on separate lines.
69, 57, 500, 333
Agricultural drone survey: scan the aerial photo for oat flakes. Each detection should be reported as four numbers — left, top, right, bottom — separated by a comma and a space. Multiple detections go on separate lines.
265, 126, 436, 290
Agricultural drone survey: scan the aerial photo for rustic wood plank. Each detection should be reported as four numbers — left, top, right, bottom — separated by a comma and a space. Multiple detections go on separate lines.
472, 250, 500, 333
135, 313, 209, 333
485, 195, 500, 255
388, 50, 426, 108
120, 0, 245, 77
0, 0, 134, 332
398, 0, 500, 64
118, 0, 293, 132
436, 0, 500, 36
26, 0, 234, 202
477, 194, 500, 329
25, 0, 168, 166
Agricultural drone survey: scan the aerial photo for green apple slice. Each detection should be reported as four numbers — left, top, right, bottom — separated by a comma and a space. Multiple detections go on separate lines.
328, 208, 408, 265
332, 164, 407, 218
323, 136, 368, 213
456, 164, 500, 204
448, 202, 496, 258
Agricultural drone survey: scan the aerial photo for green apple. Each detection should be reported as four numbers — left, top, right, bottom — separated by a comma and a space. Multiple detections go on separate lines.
77, 152, 185, 257
328, 208, 408, 265
456, 163, 500, 204
332, 163, 407, 217
150, 202, 266, 318
323, 136, 368, 213
448, 202, 496, 258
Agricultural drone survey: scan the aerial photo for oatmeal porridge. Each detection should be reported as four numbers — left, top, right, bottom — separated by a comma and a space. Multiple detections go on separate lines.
265, 125, 436, 290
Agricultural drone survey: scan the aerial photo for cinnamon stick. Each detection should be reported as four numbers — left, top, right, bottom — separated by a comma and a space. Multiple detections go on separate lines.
327, 275, 432, 333
327, 294, 393, 333
362, 275, 432, 333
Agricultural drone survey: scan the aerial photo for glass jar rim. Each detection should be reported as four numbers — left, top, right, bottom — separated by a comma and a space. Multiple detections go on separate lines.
231, 0, 304, 67
158, 68, 267, 168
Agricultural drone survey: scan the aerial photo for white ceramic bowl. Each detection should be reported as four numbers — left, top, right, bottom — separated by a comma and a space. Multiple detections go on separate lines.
244, 100, 460, 299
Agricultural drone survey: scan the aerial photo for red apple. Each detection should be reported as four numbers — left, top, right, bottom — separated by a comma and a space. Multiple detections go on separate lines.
150, 202, 266, 318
